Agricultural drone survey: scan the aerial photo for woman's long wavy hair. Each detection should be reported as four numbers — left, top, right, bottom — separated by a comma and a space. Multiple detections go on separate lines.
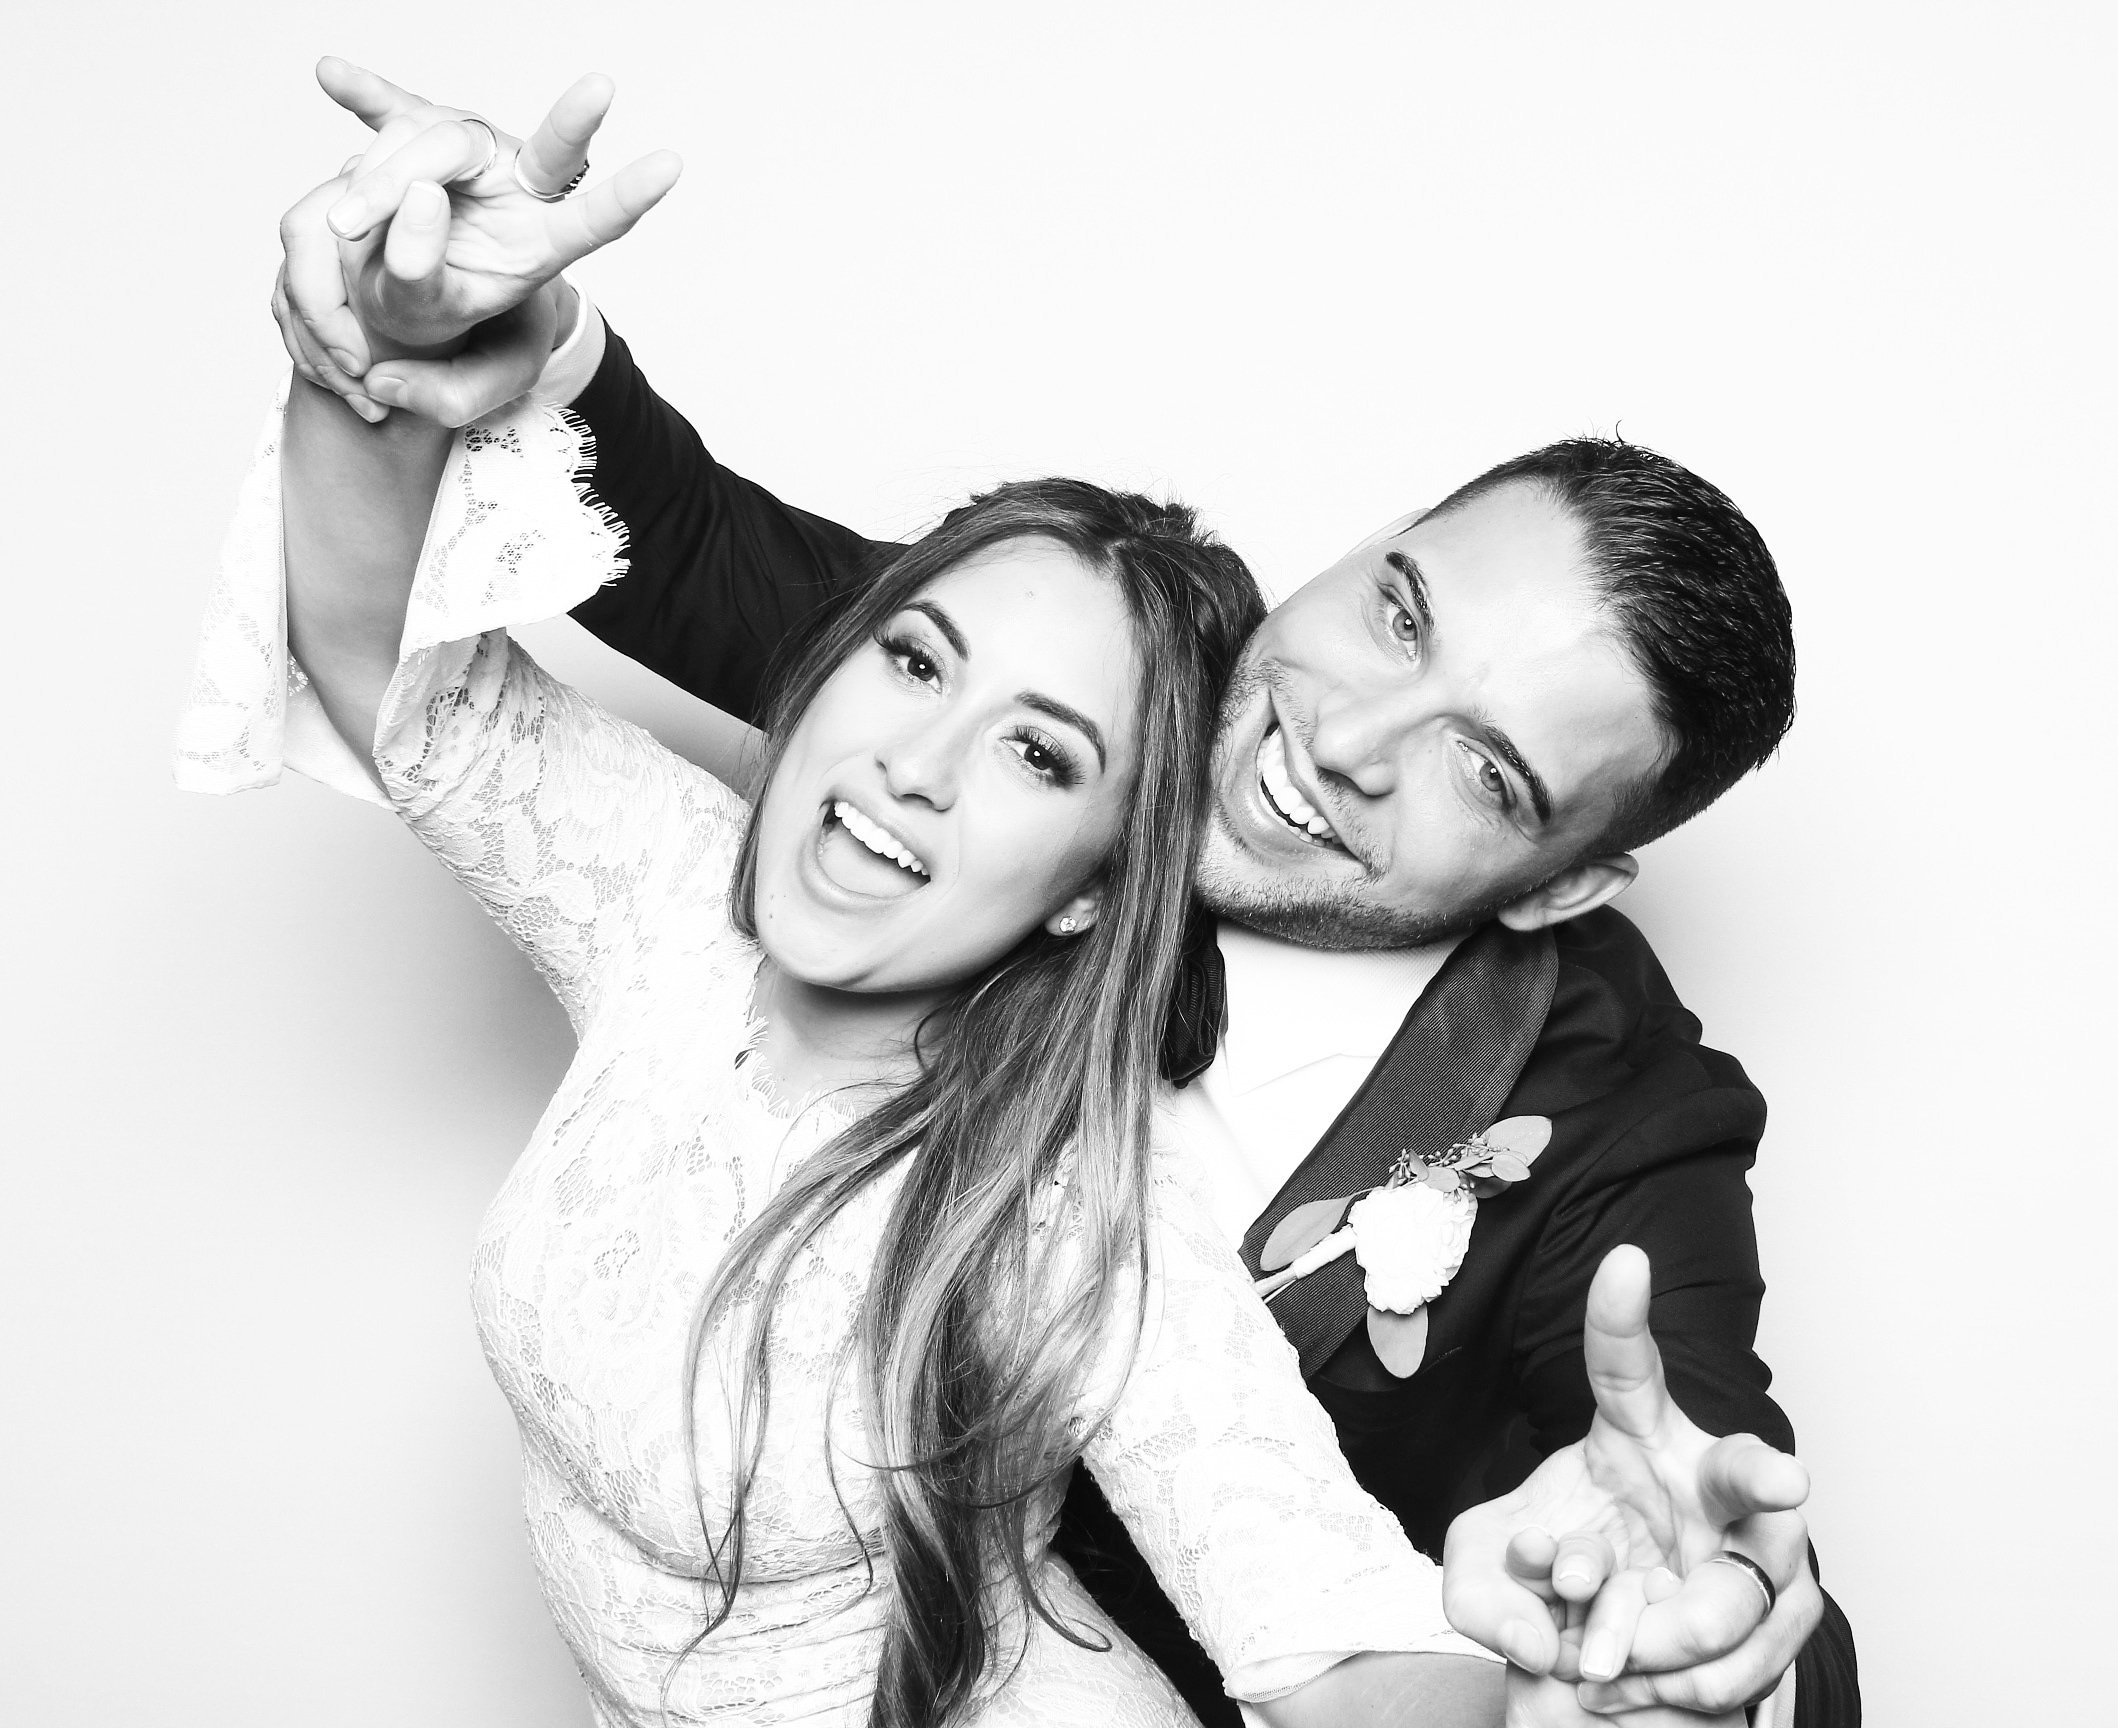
672, 479, 1261, 1728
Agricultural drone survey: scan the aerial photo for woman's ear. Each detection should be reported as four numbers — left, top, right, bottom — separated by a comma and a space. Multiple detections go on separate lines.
1495, 854, 1638, 933
1044, 884, 1105, 938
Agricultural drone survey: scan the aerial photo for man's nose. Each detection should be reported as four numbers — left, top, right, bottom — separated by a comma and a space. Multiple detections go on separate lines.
1307, 682, 1430, 797
877, 713, 967, 808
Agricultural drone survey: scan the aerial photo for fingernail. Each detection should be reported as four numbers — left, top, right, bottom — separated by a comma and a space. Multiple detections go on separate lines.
349, 396, 387, 424
327, 201, 366, 238
328, 349, 364, 376
1554, 1559, 1595, 1591
1497, 1619, 1544, 1669
366, 376, 405, 407
406, 180, 447, 220
1580, 1630, 1619, 1682
1645, 1566, 1681, 1603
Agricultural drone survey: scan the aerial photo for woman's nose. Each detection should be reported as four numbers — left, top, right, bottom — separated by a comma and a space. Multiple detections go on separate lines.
876, 715, 965, 808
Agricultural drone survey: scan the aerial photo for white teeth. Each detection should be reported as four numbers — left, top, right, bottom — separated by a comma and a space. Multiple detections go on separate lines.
1258, 729, 1340, 845
831, 801, 928, 876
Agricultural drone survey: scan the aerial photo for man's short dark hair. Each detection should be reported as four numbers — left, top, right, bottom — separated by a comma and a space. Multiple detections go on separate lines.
1427, 436, 1796, 856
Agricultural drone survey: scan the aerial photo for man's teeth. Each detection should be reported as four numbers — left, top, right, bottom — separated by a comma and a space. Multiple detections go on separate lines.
832, 801, 928, 876
1258, 730, 1340, 842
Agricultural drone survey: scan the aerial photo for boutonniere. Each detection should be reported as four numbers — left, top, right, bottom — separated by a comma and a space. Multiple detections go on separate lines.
1253, 1116, 1553, 1377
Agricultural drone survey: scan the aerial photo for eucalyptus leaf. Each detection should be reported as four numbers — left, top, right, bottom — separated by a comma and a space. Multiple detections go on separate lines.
1368, 1304, 1431, 1376
1489, 1154, 1532, 1182
1480, 1115, 1553, 1164
1260, 1195, 1357, 1272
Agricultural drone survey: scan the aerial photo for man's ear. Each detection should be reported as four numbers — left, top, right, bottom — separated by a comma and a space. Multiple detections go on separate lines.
1344, 506, 1430, 559
1044, 882, 1105, 937
1495, 854, 1638, 933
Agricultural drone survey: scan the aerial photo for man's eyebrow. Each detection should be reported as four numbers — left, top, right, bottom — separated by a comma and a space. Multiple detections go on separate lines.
1481, 721, 1553, 826
1019, 693, 1108, 771
1384, 550, 1436, 638
904, 600, 970, 658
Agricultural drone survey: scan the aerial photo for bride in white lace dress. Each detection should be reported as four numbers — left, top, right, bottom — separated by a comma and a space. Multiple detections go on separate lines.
177, 171, 1503, 1728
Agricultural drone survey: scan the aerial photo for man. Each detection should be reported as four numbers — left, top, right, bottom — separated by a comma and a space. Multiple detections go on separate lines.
275, 62, 1858, 1725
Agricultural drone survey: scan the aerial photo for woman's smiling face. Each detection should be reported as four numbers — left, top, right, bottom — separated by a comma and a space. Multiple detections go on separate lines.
752, 536, 1142, 996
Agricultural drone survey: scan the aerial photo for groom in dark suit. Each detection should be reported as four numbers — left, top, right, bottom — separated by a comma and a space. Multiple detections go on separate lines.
278, 61, 1860, 1725
544, 323, 1859, 1728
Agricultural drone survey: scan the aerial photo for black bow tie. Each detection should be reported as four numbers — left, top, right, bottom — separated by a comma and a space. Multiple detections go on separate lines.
1160, 902, 1228, 1088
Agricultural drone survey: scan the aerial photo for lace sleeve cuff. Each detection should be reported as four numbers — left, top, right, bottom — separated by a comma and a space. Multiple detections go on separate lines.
173, 384, 628, 804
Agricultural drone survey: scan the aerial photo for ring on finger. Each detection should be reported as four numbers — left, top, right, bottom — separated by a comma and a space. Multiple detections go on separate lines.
510, 151, 590, 203
455, 116, 501, 182
1701, 1550, 1777, 1619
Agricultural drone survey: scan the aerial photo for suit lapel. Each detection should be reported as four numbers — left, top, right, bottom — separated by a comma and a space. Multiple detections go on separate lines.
1237, 920, 1560, 1377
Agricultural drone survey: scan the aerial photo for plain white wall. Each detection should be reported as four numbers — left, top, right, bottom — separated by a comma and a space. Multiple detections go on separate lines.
6, 2, 2112, 1722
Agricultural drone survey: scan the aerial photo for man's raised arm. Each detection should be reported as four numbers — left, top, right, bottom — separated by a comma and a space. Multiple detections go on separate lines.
559, 322, 895, 723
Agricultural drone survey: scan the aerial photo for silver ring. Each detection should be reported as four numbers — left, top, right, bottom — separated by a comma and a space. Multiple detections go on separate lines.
511, 151, 590, 203
1703, 1550, 1777, 1620
455, 115, 500, 182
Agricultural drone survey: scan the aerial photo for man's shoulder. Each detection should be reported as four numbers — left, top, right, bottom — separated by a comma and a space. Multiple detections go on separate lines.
1524, 906, 1760, 1119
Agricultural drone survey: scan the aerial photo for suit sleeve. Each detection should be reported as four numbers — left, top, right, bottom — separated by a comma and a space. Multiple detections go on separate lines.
564, 322, 899, 723
1509, 1080, 1861, 1728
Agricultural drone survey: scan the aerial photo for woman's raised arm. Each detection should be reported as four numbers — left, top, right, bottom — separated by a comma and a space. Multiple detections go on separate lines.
281, 361, 454, 764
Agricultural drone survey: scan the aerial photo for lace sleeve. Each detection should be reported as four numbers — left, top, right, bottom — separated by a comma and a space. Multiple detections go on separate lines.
1080, 1153, 1495, 1704
175, 389, 750, 1025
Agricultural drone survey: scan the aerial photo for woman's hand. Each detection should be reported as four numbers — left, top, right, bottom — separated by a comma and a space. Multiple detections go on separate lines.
274, 57, 682, 423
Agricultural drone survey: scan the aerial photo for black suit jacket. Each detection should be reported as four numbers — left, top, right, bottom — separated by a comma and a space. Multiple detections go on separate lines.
560, 325, 1858, 1724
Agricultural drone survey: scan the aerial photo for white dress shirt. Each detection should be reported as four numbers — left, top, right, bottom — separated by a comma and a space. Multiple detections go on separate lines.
1173, 921, 1464, 1248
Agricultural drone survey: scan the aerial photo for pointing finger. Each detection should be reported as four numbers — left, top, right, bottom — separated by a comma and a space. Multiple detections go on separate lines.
543, 149, 684, 270
315, 56, 428, 131
516, 73, 613, 197
1582, 1244, 1672, 1441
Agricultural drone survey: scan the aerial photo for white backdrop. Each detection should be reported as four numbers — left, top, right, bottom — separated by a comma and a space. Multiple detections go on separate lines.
6, 3, 2112, 1723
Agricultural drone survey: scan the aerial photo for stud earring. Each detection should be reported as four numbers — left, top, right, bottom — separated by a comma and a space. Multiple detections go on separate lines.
1058, 916, 1079, 934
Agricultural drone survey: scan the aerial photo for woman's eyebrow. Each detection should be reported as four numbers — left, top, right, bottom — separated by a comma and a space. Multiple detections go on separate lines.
1018, 693, 1108, 771
905, 600, 971, 657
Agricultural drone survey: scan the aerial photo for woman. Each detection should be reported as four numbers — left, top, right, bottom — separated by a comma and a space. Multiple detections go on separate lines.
178, 213, 1509, 1721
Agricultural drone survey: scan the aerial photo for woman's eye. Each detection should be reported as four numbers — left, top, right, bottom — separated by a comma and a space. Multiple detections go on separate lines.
1005, 733, 1077, 787
1389, 603, 1422, 646
881, 635, 942, 684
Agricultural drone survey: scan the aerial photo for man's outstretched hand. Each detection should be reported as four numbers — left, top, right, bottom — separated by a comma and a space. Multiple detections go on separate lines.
274, 57, 682, 424
1443, 1246, 1822, 1723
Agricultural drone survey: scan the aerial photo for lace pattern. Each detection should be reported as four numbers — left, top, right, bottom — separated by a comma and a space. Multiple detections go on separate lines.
175, 395, 1489, 1724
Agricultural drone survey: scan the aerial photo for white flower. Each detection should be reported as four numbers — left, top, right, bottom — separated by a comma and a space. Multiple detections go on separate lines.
1348, 1182, 1478, 1313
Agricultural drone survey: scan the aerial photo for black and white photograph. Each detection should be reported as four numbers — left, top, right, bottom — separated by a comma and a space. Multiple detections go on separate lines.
7, 5, 2111, 1725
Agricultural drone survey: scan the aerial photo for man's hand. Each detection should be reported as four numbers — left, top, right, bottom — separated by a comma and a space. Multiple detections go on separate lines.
1443, 1246, 1822, 1719
274, 57, 681, 424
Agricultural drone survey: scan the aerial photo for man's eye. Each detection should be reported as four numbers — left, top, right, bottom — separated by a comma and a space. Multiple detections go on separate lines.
1456, 741, 1509, 806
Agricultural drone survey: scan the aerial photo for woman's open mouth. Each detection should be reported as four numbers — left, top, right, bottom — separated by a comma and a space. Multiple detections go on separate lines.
816, 799, 931, 899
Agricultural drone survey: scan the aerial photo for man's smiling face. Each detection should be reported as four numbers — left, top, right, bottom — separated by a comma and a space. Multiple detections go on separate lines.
1196, 480, 1671, 949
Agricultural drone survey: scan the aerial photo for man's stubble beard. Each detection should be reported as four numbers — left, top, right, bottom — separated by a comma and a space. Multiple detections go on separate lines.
1191, 658, 1534, 953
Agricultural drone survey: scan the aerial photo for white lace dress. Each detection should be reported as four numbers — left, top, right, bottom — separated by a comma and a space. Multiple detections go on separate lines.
176, 394, 1488, 1727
